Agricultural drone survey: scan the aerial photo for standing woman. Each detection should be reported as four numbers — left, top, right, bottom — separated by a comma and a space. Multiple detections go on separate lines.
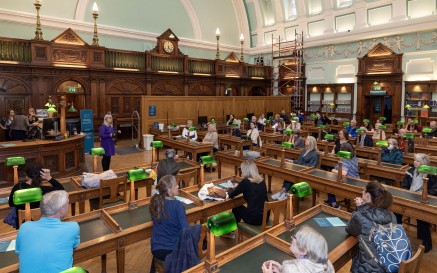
99, 114, 119, 171
10, 109, 31, 141
345, 181, 395, 273
149, 175, 188, 273
0, 109, 14, 141
27, 108, 40, 139
228, 160, 268, 227
8, 162, 64, 228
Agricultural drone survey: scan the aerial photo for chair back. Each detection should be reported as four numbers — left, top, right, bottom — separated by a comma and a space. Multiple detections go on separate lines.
261, 198, 287, 232
18, 207, 41, 228
176, 170, 197, 188
99, 176, 128, 209
398, 245, 424, 273
198, 225, 208, 260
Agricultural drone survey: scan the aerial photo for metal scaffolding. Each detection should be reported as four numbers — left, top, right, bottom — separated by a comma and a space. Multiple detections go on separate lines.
271, 30, 304, 113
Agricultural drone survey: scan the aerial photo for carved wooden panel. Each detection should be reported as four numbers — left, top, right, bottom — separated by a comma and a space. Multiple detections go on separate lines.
35, 46, 47, 59
110, 97, 120, 114
65, 151, 75, 169
0, 77, 29, 94
93, 52, 102, 63
152, 81, 183, 96
365, 60, 395, 74
43, 155, 59, 172
52, 28, 87, 46
225, 64, 240, 75
123, 97, 131, 113
107, 80, 145, 95
189, 83, 214, 96
52, 49, 87, 64
4, 97, 26, 115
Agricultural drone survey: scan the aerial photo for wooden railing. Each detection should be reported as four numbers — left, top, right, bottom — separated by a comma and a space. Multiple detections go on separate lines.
151, 55, 184, 72
105, 49, 145, 69
188, 59, 215, 74
0, 38, 31, 63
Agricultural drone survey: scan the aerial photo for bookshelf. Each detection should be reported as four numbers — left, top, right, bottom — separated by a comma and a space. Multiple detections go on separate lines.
404, 81, 437, 118
306, 83, 354, 118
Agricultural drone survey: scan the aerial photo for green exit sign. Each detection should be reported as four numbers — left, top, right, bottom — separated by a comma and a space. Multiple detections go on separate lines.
66, 87, 77, 93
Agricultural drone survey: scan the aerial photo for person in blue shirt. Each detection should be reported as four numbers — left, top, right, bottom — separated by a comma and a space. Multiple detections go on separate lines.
346, 120, 358, 138
325, 142, 359, 209
149, 175, 189, 273
16, 190, 80, 273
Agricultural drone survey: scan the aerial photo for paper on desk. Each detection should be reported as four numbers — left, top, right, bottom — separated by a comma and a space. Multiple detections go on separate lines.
0, 197, 9, 204
326, 217, 346, 227
175, 196, 194, 204
0, 240, 15, 252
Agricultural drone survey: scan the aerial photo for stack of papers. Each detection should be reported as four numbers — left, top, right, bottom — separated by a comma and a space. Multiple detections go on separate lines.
175, 196, 194, 204
0, 240, 15, 252
314, 217, 346, 227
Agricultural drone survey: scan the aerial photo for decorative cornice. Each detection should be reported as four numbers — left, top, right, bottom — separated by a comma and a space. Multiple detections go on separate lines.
74, 0, 89, 21
179, 0, 201, 40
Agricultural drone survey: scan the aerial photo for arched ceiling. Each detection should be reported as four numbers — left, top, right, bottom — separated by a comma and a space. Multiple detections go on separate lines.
0, 0, 436, 57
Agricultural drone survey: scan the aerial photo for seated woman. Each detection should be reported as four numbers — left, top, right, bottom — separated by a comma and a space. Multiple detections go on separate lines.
181, 120, 197, 141
246, 122, 261, 147
262, 226, 334, 273
287, 117, 301, 131
326, 142, 359, 208
227, 160, 268, 235
346, 181, 396, 273
381, 138, 403, 165
257, 114, 266, 131
398, 153, 437, 253
149, 175, 189, 273
363, 119, 374, 133
405, 118, 418, 133
287, 129, 304, 149
330, 129, 350, 154
9, 162, 64, 228
226, 114, 235, 126
372, 122, 386, 141
202, 124, 219, 153
271, 136, 319, 200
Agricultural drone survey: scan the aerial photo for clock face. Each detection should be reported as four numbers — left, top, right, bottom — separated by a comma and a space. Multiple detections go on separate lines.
163, 41, 174, 53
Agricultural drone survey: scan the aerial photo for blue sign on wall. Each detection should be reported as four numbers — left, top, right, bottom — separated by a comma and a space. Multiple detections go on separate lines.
153, 122, 159, 129
149, 105, 156, 116
80, 109, 94, 132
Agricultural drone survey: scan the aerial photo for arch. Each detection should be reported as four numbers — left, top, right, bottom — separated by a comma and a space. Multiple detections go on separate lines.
152, 81, 183, 96
54, 78, 88, 93
106, 79, 146, 95
0, 76, 31, 94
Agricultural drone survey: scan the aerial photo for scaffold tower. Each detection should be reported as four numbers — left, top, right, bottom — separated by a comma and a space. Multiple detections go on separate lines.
271, 30, 305, 114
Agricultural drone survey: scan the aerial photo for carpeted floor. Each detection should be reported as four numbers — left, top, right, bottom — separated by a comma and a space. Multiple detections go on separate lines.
115, 146, 142, 155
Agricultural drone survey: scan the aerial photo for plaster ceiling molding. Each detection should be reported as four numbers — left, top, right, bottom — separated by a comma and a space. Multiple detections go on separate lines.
231, 0, 250, 45
405, 58, 434, 81
74, 0, 89, 21
308, 66, 325, 80
180, 0, 201, 40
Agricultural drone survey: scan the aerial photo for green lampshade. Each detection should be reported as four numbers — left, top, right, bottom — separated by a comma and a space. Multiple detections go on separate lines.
281, 142, 293, 148
329, 102, 335, 106
284, 129, 293, 135
343, 122, 350, 127
13, 188, 43, 205
264, 120, 270, 125
378, 125, 387, 130
330, 114, 336, 118
412, 119, 419, 124
379, 117, 386, 121
67, 105, 77, 112
243, 118, 249, 122
403, 133, 415, 139
317, 125, 326, 129
423, 104, 430, 109
337, 151, 352, 159
363, 119, 370, 123
151, 141, 163, 148
324, 134, 335, 140
356, 129, 365, 134
422, 128, 432, 133
405, 104, 412, 109
127, 169, 147, 181
200, 155, 215, 165
210, 119, 216, 124
397, 121, 405, 126
189, 126, 196, 131
418, 165, 437, 175
290, 182, 312, 198
59, 266, 87, 273
310, 114, 317, 119
5, 157, 25, 166
206, 211, 237, 236
231, 122, 238, 127
268, 116, 273, 120
291, 113, 297, 117
292, 117, 299, 121
90, 147, 105, 156
375, 140, 389, 147
47, 107, 57, 113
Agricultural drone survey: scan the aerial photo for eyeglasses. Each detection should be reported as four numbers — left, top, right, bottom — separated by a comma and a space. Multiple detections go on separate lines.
290, 234, 296, 241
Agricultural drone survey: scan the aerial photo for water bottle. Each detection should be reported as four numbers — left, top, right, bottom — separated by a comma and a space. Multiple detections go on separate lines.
206, 211, 237, 236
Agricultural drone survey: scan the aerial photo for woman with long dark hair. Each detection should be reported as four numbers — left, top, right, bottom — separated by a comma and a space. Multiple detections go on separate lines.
8, 162, 64, 228
149, 175, 188, 273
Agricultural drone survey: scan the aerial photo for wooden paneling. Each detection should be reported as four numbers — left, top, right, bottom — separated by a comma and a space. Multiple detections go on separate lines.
141, 96, 290, 134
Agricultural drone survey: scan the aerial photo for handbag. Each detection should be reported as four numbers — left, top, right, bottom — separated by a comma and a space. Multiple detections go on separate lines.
3, 207, 17, 228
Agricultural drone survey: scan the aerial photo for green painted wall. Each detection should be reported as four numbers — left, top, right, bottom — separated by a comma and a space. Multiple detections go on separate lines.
1, 0, 78, 19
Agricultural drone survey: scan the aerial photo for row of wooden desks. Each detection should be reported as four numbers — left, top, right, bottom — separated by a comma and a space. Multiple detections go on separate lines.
184, 205, 357, 273
215, 150, 437, 225
0, 176, 246, 273
262, 143, 409, 187
155, 135, 213, 160
0, 158, 200, 218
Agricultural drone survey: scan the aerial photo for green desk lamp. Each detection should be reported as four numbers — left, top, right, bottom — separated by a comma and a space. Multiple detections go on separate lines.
127, 168, 147, 203
59, 266, 88, 273
200, 155, 216, 184
343, 122, 350, 127
90, 147, 105, 173
397, 121, 405, 126
151, 141, 163, 163
5, 157, 25, 185
281, 142, 293, 149
336, 151, 352, 181
14, 188, 43, 224
242, 117, 249, 130
290, 182, 312, 198
317, 125, 326, 140
363, 119, 370, 123
375, 140, 389, 165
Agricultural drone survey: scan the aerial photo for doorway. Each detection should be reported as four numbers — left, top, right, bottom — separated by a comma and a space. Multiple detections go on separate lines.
364, 96, 392, 123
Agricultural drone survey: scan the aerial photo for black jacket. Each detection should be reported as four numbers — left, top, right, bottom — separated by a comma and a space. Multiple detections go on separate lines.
401, 166, 437, 196
358, 135, 373, 148
157, 158, 180, 182
346, 204, 396, 273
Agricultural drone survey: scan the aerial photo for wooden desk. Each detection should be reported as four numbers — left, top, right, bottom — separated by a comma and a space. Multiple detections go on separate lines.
218, 135, 252, 155
240, 129, 285, 144
0, 159, 200, 217
0, 176, 245, 273
0, 135, 85, 186
415, 145, 437, 156
184, 205, 357, 273
155, 136, 213, 160
149, 128, 181, 136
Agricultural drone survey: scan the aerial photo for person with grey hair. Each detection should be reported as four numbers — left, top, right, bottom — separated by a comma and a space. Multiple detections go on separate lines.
397, 128, 414, 153
357, 126, 373, 147
16, 190, 80, 273
381, 138, 403, 165
157, 149, 180, 182
262, 226, 334, 273
99, 114, 120, 171
398, 153, 437, 252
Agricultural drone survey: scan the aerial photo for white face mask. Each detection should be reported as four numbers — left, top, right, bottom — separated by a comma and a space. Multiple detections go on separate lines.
388, 144, 394, 150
